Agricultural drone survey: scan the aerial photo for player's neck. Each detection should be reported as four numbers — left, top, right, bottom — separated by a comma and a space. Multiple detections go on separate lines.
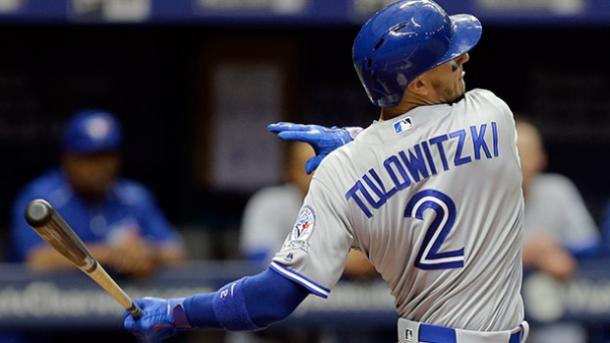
380, 98, 437, 121
380, 104, 417, 121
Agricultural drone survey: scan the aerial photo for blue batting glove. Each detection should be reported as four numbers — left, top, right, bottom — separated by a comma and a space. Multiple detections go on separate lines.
123, 297, 192, 342
267, 122, 362, 174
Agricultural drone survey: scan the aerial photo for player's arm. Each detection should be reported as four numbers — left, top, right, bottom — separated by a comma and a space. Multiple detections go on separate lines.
24, 233, 162, 275
344, 250, 377, 279
125, 159, 352, 341
137, 185, 186, 261
522, 233, 576, 281
557, 177, 601, 259
10, 194, 119, 270
115, 184, 186, 276
123, 267, 309, 341
25, 232, 170, 277
26, 244, 116, 271
268, 122, 362, 174
138, 199, 186, 264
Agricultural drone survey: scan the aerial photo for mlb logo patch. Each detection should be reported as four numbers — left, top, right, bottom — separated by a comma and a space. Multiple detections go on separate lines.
394, 117, 413, 133
285, 253, 294, 262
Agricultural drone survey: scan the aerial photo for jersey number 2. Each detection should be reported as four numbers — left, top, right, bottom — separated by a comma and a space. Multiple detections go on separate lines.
404, 190, 464, 270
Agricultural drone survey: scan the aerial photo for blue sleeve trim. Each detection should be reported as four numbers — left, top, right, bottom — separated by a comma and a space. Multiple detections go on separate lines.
270, 261, 330, 298
569, 244, 601, 259
565, 236, 601, 259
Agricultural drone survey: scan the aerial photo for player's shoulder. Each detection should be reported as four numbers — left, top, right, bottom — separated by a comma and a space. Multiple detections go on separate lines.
13, 169, 72, 213
463, 88, 514, 125
113, 179, 156, 205
466, 88, 501, 100
313, 140, 366, 188
17, 169, 66, 199
466, 88, 510, 109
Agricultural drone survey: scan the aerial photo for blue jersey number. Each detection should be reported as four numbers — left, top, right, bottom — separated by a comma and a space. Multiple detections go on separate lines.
404, 190, 464, 270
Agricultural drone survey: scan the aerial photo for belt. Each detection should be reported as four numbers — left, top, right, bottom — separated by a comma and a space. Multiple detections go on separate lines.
397, 318, 529, 343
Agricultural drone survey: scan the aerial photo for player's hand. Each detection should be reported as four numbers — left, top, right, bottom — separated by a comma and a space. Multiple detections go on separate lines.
523, 234, 576, 281
109, 237, 159, 278
267, 122, 362, 174
537, 247, 576, 281
124, 297, 191, 342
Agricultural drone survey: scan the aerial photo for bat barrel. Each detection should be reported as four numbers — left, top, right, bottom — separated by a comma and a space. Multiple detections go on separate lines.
24, 198, 96, 271
25, 198, 143, 318
25, 199, 55, 228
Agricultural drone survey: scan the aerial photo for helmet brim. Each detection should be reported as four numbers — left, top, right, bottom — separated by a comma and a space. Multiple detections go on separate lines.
436, 14, 482, 67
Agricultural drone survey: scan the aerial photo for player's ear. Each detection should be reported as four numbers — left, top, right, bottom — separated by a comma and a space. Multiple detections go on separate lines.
539, 148, 548, 172
406, 77, 429, 97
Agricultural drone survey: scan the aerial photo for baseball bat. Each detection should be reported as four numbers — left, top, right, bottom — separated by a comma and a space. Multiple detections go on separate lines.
24, 198, 142, 319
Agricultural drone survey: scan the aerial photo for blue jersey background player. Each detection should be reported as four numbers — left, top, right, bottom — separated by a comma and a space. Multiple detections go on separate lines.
10, 109, 184, 277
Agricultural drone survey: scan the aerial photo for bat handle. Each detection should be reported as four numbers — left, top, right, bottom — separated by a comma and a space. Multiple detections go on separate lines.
87, 265, 144, 320
128, 303, 143, 320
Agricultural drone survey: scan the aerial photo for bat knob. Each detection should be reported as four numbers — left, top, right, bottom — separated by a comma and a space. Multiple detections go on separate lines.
25, 199, 55, 227
129, 304, 143, 320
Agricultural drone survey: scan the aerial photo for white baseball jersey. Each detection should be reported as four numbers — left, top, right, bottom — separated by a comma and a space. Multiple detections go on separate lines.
271, 89, 525, 331
524, 173, 599, 250
240, 184, 303, 262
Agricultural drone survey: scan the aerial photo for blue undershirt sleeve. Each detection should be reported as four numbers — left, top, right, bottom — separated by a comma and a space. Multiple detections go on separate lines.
243, 267, 310, 327
569, 243, 600, 259
183, 267, 310, 330
182, 293, 218, 328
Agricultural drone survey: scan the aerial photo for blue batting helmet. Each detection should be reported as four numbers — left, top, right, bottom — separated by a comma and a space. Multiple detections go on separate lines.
353, 0, 483, 108
62, 109, 122, 153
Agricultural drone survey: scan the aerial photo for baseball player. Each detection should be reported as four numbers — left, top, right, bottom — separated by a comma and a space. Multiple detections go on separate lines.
11, 110, 184, 277
123, 1, 529, 342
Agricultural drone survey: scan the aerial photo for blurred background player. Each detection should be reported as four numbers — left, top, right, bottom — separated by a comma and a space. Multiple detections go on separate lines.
517, 118, 600, 343
239, 142, 315, 264
518, 118, 600, 276
10, 109, 185, 278
240, 141, 376, 279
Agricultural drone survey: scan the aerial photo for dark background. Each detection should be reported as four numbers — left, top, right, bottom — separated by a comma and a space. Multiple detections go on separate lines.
1, 24, 609, 259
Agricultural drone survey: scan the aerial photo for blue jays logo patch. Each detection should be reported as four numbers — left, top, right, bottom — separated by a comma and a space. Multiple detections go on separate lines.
86, 117, 113, 140
291, 206, 315, 241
